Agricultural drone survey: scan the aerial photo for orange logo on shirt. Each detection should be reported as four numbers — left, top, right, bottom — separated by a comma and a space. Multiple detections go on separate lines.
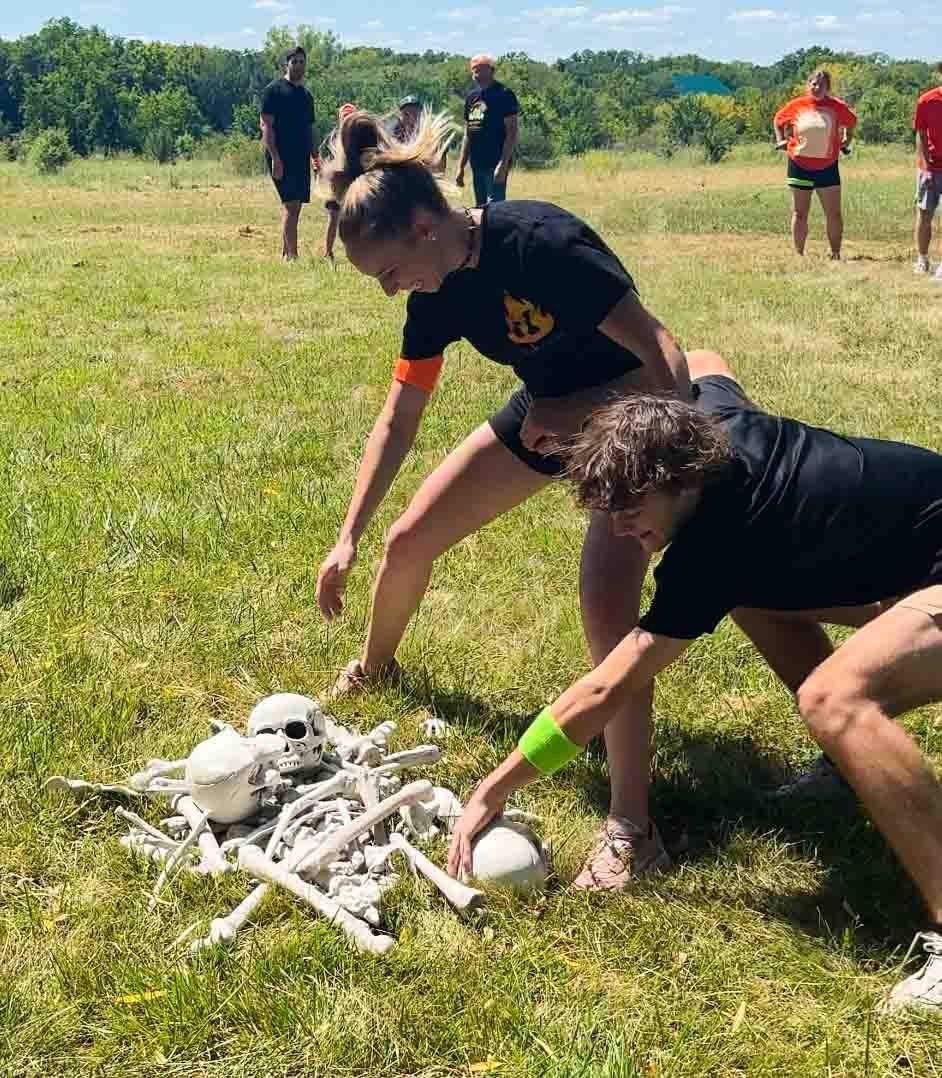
504, 293, 555, 345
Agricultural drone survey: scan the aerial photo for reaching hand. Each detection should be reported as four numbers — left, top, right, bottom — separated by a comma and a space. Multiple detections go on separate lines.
448, 788, 504, 879
454, 169, 465, 188
316, 537, 357, 619
775, 140, 788, 151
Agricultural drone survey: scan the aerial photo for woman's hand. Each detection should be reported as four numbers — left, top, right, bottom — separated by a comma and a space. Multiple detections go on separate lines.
519, 396, 587, 454
448, 786, 505, 879
316, 537, 357, 619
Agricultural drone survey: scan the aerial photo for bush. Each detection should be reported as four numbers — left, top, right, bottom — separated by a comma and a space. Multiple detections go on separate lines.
143, 127, 176, 164
175, 132, 196, 160
26, 128, 73, 173
656, 96, 736, 165
515, 127, 558, 170
0, 138, 17, 162
223, 134, 267, 176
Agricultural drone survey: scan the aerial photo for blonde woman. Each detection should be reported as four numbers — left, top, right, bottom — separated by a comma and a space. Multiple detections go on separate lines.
773, 69, 857, 259
313, 111, 798, 889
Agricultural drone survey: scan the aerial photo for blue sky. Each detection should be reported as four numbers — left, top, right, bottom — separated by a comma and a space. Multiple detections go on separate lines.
1, 2, 937, 65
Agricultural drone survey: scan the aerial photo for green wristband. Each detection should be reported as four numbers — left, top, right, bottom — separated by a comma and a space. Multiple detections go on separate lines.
518, 706, 583, 776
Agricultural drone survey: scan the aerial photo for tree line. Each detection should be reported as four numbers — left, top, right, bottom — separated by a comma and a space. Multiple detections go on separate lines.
0, 18, 935, 168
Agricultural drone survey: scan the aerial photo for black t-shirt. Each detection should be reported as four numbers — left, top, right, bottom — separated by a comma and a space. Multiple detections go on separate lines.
400, 201, 641, 397
639, 403, 942, 640
260, 78, 315, 160
464, 81, 519, 169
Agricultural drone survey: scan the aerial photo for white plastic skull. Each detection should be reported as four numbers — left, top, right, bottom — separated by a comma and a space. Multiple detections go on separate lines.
184, 728, 285, 824
247, 692, 327, 775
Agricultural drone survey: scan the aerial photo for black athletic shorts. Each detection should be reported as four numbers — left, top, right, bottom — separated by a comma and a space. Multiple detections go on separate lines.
267, 154, 311, 204
488, 374, 750, 478
787, 158, 840, 190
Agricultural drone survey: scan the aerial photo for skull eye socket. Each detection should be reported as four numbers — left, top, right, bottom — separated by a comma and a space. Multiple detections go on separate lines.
284, 719, 309, 740
255, 727, 276, 736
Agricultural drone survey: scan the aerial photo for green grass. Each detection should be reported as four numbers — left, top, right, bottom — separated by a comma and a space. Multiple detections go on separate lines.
2, 144, 941, 1076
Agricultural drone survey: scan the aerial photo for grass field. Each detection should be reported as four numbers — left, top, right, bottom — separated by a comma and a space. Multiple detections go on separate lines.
2, 142, 942, 1077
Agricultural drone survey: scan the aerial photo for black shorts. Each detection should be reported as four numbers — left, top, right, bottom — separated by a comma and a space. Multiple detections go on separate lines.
787, 158, 840, 190
488, 374, 751, 478
268, 154, 311, 204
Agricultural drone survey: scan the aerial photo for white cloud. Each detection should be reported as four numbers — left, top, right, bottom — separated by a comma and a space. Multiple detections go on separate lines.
522, 5, 589, 16
593, 6, 688, 24
444, 6, 485, 19
813, 13, 841, 28
727, 8, 784, 20
253, 0, 291, 9
364, 19, 383, 29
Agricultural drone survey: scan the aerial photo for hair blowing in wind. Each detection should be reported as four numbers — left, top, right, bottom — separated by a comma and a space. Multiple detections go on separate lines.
324, 109, 459, 244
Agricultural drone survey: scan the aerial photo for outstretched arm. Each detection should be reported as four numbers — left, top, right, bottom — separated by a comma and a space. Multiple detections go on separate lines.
316, 378, 432, 618
448, 628, 689, 877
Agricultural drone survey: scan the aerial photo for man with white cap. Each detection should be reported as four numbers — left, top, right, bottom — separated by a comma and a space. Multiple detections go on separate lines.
456, 54, 519, 207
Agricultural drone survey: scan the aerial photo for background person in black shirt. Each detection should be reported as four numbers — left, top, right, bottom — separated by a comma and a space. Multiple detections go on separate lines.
260, 47, 317, 260
455, 54, 519, 207
314, 110, 796, 890
448, 360, 942, 1014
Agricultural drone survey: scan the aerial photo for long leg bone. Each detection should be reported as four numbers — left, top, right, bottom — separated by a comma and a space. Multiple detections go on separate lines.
238, 847, 395, 955
192, 781, 431, 951
174, 796, 232, 876
373, 746, 442, 776
388, 832, 484, 913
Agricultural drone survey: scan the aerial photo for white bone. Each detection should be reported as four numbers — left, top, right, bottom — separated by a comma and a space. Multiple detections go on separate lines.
238, 846, 396, 955
388, 832, 484, 913
160, 815, 189, 837
461, 817, 549, 892
191, 781, 430, 951
148, 808, 209, 911
128, 759, 189, 792
420, 717, 450, 739
121, 832, 181, 865
263, 772, 353, 859
115, 807, 178, 847
185, 729, 285, 824
373, 745, 441, 776
45, 776, 143, 800
174, 796, 232, 876
247, 693, 327, 775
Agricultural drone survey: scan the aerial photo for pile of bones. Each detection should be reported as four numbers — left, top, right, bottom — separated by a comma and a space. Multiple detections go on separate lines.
46, 693, 549, 956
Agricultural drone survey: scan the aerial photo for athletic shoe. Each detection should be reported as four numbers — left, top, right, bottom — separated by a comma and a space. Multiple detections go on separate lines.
572, 815, 672, 891
326, 657, 401, 700
914, 255, 930, 274
769, 753, 856, 802
882, 929, 942, 1014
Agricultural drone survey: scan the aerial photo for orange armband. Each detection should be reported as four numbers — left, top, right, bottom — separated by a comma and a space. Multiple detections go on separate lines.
393, 355, 444, 394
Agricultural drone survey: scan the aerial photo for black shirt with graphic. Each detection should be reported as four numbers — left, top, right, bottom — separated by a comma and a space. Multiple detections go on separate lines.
260, 78, 315, 161
400, 201, 641, 397
464, 81, 519, 170
638, 403, 942, 640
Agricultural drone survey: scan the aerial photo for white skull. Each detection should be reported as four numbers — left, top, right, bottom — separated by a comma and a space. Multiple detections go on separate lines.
184, 728, 285, 824
247, 693, 327, 775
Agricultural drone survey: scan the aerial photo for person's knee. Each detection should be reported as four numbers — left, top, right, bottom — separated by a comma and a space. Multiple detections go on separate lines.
792, 208, 810, 224
796, 672, 873, 750
382, 516, 437, 574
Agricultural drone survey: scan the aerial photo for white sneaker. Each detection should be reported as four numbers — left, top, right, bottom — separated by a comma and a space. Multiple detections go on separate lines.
882, 929, 942, 1014
914, 255, 930, 274
770, 753, 856, 802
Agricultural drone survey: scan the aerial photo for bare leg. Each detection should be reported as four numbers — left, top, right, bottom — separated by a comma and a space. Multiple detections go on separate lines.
796, 594, 942, 921
916, 207, 934, 259
361, 424, 550, 671
817, 185, 843, 259
790, 187, 812, 255
324, 206, 338, 259
282, 201, 301, 260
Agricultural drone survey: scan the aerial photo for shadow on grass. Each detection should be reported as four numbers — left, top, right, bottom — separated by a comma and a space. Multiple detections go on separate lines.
399, 674, 924, 961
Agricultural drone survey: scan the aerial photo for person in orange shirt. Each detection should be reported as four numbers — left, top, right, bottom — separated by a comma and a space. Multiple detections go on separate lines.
913, 64, 942, 276
773, 70, 857, 259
